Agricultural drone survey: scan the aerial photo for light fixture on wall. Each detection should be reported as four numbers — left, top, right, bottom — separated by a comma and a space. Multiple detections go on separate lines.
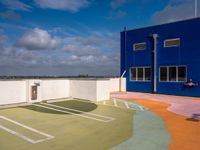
34, 81, 40, 86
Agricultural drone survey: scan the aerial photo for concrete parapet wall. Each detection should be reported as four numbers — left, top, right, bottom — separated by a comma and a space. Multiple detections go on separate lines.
0, 78, 126, 105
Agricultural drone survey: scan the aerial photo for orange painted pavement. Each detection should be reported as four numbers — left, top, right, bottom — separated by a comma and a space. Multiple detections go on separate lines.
122, 97, 200, 150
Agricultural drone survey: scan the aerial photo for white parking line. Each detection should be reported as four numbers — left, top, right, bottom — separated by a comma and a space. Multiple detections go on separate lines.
74, 99, 142, 111
0, 115, 54, 143
42, 103, 114, 120
125, 102, 130, 109
33, 104, 114, 123
113, 99, 117, 107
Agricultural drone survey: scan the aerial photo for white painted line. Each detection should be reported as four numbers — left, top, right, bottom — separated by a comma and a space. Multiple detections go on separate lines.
73, 99, 145, 111
138, 106, 145, 111
73, 99, 95, 103
42, 103, 114, 120
0, 115, 54, 143
0, 125, 36, 143
33, 104, 114, 123
46, 97, 73, 103
74, 99, 139, 111
125, 101, 130, 109
113, 99, 117, 107
103, 101, 106, 105
114, 98, 146, 111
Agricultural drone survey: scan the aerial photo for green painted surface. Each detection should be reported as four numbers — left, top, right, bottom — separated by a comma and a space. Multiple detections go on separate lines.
112, 103, 171, 150
0, 100, 134, 150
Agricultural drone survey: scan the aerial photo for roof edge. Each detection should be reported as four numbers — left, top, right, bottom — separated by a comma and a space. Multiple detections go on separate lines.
121, 17, 200, 33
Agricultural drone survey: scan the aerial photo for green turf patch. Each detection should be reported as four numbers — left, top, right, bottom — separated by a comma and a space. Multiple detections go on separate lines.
0, 100, 134, 150
20, 105, 66, 115
51, 99, 98, 112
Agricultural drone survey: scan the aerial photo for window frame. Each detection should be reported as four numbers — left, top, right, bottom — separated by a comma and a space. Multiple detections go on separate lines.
133, 42, 147, 51
164, 38, 180, 48
159, 65, 187, 82
130, 66, 151, 82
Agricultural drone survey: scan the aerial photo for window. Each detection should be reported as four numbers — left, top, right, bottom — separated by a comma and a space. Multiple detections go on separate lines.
160, 67, 168, 81
164, 38, 180, 47
130, 68, 136, 81
178, 66, 186, 81
133, 42, 146, 51
159, 66, 186, 82
137, 68, 144, 81
130, 67, 151, 81
145, 68, 151, 81
169, 67, 176, 81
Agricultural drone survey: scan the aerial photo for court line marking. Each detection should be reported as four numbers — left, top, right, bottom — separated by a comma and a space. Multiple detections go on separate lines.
113, 98, 146, 111
125, 102, 130, 109
0, 115, 54, 143
103, 101, 106, 105
33, 104, 114, 123
74, 99, 144, 111
113, 99, 117, 107
41, 103, 114, 120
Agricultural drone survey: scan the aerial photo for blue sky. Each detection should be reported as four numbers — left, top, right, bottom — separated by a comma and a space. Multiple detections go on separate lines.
0, 0, 198, 76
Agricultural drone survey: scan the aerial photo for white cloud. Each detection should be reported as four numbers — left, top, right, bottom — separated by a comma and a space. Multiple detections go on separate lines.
0, 29, 120, 76
62, 32, 119, 56
34, 0, 90, 12
0, 34, 6, 44
0, 0, 31, 11
16, 28, 60, 50
152, 0, 198, 23
63, 44, 101, 56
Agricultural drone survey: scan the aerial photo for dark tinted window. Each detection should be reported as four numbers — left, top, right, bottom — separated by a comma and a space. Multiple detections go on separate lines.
137, 68, 143, 81
145, 68, 151, 81
160, 67, 167, 81
134, 43, 146, 50
165, 38, 180, 47
130, 68, 136, 81
178, 66, 186, 81
169, 67, 177, 81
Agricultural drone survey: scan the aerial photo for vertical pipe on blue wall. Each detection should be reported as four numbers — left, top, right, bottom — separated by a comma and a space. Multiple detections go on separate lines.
153, 34, 158, 93
124, 26, 127, 75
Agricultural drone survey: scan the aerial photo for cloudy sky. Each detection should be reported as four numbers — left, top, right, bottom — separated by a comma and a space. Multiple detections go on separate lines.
0, 0, 198, 76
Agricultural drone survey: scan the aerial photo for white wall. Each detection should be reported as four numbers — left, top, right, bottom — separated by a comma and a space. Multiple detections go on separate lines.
0, 78, 126, 105
0, 80, 27, 105
69, 80, 97, 101
96, 80, 110, 101
109, 78, 126, 92
41, 80, 70, 100
120, 78, 126, 92
69, 78, 126, 101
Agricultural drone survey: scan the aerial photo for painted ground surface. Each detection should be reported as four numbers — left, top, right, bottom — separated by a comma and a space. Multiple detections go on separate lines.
0, 99, 171, 150
111, 92, 200, 118
111, 92, 200, 150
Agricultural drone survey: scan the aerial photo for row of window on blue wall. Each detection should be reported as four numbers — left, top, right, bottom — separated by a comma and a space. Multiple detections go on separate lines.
133, 38, 180, 51
130, 66, 186, 82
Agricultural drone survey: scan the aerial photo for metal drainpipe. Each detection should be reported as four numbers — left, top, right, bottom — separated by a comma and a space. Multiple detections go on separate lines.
119, 28, 127, 92
153, 34, 158, 93
119, 70, 126, 92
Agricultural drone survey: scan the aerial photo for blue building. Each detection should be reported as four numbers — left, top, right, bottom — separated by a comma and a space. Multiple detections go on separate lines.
120, 18, 200, 97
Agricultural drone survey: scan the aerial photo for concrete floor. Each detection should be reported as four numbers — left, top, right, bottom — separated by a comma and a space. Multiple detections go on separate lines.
111, 92, 200, 150
111, 92, 200, 118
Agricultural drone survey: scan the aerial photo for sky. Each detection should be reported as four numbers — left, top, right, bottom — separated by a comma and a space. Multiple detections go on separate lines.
0, 0, 199, 76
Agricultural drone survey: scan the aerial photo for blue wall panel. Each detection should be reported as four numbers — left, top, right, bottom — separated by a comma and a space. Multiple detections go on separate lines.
121, 18, 200, 97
